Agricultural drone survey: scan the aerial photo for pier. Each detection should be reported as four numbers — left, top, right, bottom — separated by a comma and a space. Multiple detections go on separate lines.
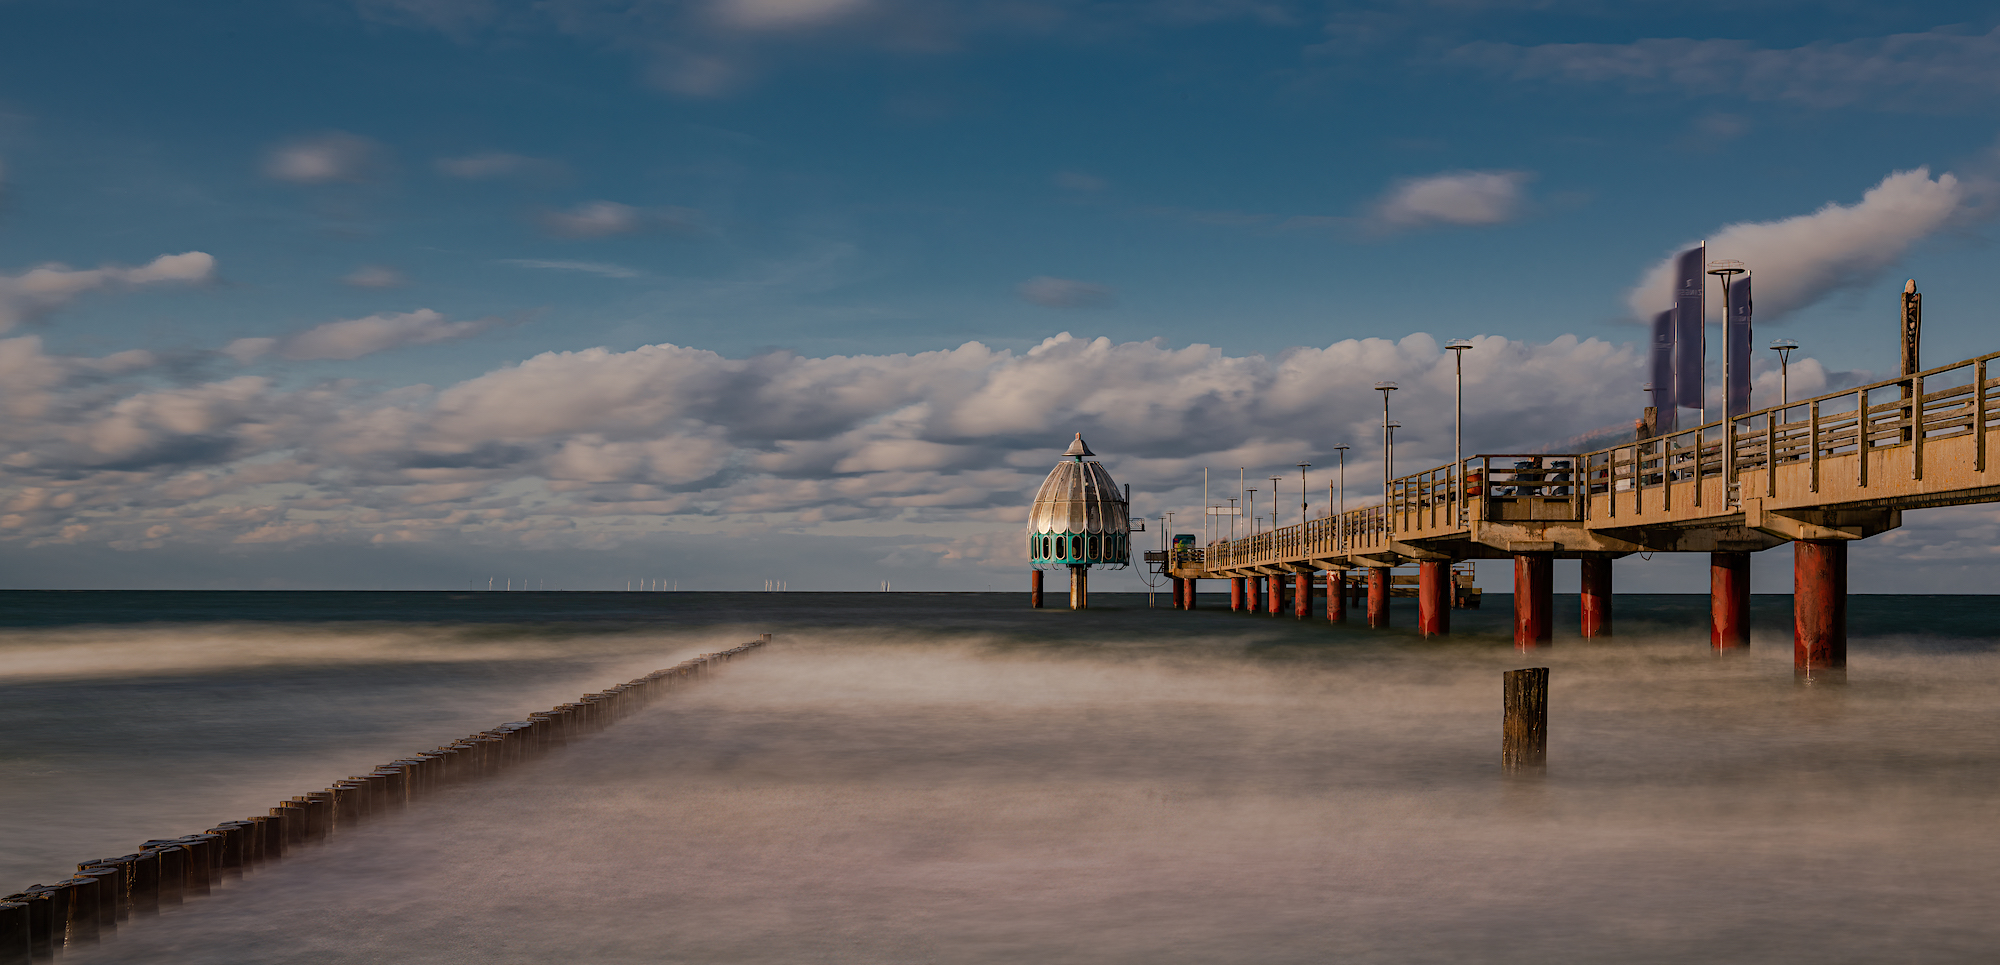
1166, 348, 2000, 677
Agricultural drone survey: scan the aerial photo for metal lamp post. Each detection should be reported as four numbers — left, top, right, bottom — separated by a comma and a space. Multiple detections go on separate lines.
1771, 339, 1799, 405
1445, 339, 1473, 523
1296, 463, 1311, 527
1245, 490, 1256, 535
1375, 382, 1398, 510
1269, 476, 1283, 531
1333, 445, 1349, 550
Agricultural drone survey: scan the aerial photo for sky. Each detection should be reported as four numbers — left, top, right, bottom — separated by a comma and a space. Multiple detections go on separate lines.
2, 0, 2000, 591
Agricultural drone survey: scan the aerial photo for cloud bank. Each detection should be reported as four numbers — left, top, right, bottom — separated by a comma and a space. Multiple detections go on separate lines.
1627, 167, 1967, 321
0, 328, 1724, 562
225, 309, 493, 362
0, 252, 216, 331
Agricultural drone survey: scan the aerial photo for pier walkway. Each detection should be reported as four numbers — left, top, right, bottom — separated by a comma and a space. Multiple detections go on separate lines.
1165, 349, 2000, 678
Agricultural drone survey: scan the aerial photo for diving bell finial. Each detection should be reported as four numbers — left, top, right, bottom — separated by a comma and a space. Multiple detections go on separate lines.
1063, 432, 1095, 458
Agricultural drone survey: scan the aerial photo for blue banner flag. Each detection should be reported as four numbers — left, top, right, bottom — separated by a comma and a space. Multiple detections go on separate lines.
1672, 245, 1705, 411
1649, 308, 1677, 429
1726, 274, 1752, 417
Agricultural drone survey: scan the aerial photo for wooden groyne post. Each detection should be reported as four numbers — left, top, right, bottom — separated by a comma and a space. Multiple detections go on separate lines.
1503, 667, 1548, 772
0, 635, 774, 965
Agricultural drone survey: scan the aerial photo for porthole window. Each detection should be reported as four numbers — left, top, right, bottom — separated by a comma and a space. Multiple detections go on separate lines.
1069, 534, 1081, 558
1088, 535, 1101, 558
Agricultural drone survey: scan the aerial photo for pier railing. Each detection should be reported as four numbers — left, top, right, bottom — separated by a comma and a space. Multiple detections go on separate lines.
1189, 349, 2000, 573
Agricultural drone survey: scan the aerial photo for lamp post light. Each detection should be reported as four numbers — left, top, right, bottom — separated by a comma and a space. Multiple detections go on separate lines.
1375, 381, 1398, 509
1245, 490, 1257, 535
1445, 339, 1473, 523
1771, 339, 1799, 405
1270, 476, 1284, 532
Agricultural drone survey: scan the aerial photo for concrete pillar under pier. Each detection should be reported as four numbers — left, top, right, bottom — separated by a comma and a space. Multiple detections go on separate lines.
1418, 561, 1451, 637
1231, 577, 1245, 611
1794, 540, 1848, 681
1294, 569, 1313, 619
1513, 554, 1553, 649
1367, 568, 1391, 628
1069, 565, 1089, 610
1711, 551, 1750, 650
1246, 575, 1262, 613
1171, 577, 1184, 609
1327, 570, 1347, 623
1186, 578, 1198, 610
1268, 574, 1284, 616
1031, 569, 1044, 609
1580, 557, 1612, 638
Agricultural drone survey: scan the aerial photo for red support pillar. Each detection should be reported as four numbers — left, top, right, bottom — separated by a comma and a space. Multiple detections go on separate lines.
1579, 557, 1612, 638
1294, 569, 1312, 619
1367, 568, 1390, 628
1418, 560, 1451, 637
1186, 578, 1198, 610
1513, 554, 1553, 649
1230, 577, 1244, 612
1794, 539, 1848, 681
1711, 551, 1750, 650
1245, 576, 1262, 613
1031, 569, 1044, 609
1327, 570, 1347, 623
1265, 573, 1283, 615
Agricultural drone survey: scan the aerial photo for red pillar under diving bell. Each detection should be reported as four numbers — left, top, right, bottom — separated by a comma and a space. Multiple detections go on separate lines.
1513, 554, 1553, 649
1231, 577, 1245, 612
1186, 578, 1198, 610
1367, 568, 1390, 628
1418, 560, 1451, 637
1170, 577, 1182, 609
1794, 539, 1848, 680
1030, 569, 1044, 609
1327, 570, 1347, 623
1268, 573, 1285, 615
1579, 557, 1612, 638
1245, 575, 1262, 613
1711, 551, 1750, 650
1294, 570, 1312, 619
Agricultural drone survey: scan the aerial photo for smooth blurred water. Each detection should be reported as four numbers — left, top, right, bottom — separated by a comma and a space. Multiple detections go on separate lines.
6, 590, 2000, 963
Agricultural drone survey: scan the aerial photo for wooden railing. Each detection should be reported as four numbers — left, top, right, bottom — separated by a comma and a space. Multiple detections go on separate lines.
1183, 350, 2000, 574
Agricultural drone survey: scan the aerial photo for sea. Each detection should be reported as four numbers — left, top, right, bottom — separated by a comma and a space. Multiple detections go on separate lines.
5, 589, 2000, 964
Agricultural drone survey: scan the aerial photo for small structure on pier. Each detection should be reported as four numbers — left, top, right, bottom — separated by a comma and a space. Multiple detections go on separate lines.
1028, 433, 1131, 609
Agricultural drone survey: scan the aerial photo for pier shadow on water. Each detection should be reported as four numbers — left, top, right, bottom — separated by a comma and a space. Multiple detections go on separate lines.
5, 591, 2000, 963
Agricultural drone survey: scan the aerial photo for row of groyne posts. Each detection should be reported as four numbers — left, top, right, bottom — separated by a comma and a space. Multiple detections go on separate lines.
0, 635, 772, 965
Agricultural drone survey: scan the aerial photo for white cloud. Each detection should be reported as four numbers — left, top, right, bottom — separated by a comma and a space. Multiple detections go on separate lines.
434, 152, 560, 179
0, 252, 216, 331
714, 0, 870, 30
501, 259, 643, 279
228, 309, 493, 363
1373, 170, 1530, 230
341, 265, 408, 289
262, 132, 386, 184
1053, 171, 1107, 192
1627, 167, 1967, 321
1018, 276, 1115, 308
536, 201, 697, 239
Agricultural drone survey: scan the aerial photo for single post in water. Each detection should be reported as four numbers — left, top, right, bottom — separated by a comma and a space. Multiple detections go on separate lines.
1503, 667, 1549, 772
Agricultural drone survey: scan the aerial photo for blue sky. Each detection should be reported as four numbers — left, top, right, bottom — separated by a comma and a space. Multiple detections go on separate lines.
2, 0, 1999, 591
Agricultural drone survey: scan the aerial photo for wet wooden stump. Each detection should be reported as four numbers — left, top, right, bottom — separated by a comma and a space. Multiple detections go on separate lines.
1503, 667, 1549, 772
